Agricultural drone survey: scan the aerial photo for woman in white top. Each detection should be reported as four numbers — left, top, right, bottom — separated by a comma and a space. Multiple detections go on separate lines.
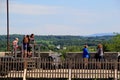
12, 38, 19, 57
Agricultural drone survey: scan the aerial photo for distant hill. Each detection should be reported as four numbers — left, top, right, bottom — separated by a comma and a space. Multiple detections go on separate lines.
88, 33, 116, 37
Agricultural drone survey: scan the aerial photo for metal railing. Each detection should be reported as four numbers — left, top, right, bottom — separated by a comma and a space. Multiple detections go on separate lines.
0, 57, 120, 80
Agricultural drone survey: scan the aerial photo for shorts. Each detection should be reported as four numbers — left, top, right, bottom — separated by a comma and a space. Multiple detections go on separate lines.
23, 43, 27, 50
83, 58, 89, 63
96, 56, 104, 62
27, 46, 32, 52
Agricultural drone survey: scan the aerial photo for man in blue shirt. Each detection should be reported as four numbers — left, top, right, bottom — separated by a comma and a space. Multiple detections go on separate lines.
83, 45, 90, 68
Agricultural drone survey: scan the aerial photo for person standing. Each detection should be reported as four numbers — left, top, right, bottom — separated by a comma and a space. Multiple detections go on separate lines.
26, 35, 30, 57
82, 45, 90, 68
95, 44, 104, 60
12, 38, 19, 57
29, 34, 35, 44
29, 34, 35, 57
23, 35, 29, 58
95, 44, 104, 68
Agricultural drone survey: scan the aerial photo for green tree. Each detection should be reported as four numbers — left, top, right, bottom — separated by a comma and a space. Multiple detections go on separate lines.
103, 34, 120, 52
111, 34, 120, 52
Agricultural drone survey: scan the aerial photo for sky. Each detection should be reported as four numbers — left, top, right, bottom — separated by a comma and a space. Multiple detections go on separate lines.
0, 0, 120, 36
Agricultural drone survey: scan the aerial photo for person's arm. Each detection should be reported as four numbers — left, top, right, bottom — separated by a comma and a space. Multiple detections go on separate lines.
100, 48, 104, 56
33, 39, 36, 46
85, 48, 89, 54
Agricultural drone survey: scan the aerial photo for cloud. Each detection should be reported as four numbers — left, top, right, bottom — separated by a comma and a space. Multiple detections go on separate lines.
1, 21, 119, 36
0, 26, 7, 35
7, 24, 85, 35
1, 1, 120, 35
4, 1, 120, 25
65, 8, 120, 25
10, 3, 62, 15
42, 24, 78, 35
34, 24, 94, 35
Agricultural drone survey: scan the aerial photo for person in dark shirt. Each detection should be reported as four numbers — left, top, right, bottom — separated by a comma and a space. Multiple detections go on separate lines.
28, 34, 35, 57
23, 35, 29, 58
95, 44, 104, 68
97, 44, 104, 59
95, 44, 104, 61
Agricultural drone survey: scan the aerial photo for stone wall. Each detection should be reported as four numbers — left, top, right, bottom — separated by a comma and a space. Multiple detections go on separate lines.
0, 52, 6, 57
65, 52, 118, 60
0, 51, 119, 60
38, 52, 119, 60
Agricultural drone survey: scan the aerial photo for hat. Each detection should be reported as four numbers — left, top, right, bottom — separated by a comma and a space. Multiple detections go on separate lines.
15, 38, 19, 41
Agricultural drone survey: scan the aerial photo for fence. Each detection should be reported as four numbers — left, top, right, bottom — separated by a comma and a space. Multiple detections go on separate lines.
0, 57, 120, 80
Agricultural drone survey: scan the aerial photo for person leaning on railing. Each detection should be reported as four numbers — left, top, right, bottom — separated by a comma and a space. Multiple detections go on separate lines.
12, 38, 19, 57
28, 33, 35, 57
95, 43, 104, 61
22, 35, 29, 58
94, 43, 104, 68
82, 45, 90, 68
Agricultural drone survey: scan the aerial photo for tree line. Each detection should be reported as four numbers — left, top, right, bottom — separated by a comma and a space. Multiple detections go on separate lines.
0, 34, 119, 52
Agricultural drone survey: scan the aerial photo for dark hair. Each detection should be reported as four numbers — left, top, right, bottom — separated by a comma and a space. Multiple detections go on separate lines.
26, 35, 29, 37
30, 34, 34, 37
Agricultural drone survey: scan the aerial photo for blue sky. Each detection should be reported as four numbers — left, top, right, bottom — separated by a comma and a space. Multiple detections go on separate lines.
0, 0, 120, 36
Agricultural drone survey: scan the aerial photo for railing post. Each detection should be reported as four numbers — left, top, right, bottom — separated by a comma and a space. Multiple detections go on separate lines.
21, 44, 24, 58
32, 44, 34, 57
14, 49, 17, 58
38, 45, 40, 57
114, 60, 117, 80
23, 55, 27, 80
68, 59, 72, 80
